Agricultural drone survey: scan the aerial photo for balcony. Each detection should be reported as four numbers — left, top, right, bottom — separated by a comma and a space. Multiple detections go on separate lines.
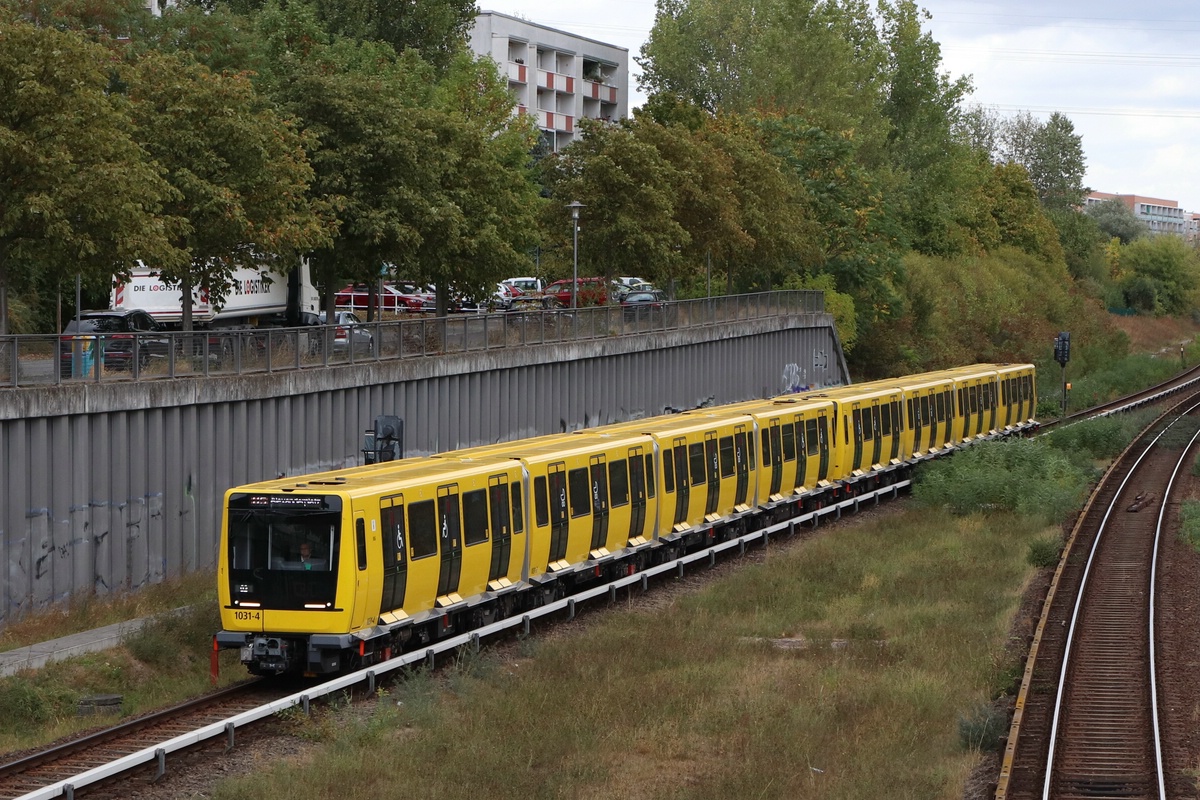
583, 80, 617, 104
537, 110, 574, 133
538, 70, 575, 94
507, 62, 528, 84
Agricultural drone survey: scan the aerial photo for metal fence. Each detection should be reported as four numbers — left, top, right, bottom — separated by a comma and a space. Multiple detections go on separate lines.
0, 291, 824, 389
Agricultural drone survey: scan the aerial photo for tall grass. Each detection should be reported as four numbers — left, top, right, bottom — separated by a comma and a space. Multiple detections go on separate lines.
1045, 352, 1184, 416
0, 602, 241, 754
212, 508, 1047, 800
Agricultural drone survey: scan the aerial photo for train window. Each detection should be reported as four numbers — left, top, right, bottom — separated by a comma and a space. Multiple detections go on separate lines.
781, 425, 796, 461
863, 408, 875, 441
462, 489, 489, 546
645, 454, 656, 497
907, 398, 915, 423
760, 428, 771, 467
806, 419, 819, 455
438, 490, 461, 551
747, 432, 755, 470
893, 401, 902, 430
934, 392, 943, 421
510, 483, 524, 534
663, 449, 675, 493
609, 459, 630, 507
355, 518, 367, 571
719, 436, 735, 477
409, 500, 437, 559
568, 467, 591, 517
880, 403, 892, 436
534, 476, 549, 527
689, 443, 706, 486
919, 395, 929, 424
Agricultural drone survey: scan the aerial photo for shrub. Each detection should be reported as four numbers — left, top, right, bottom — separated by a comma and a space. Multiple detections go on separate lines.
1027, 535, 1062, 568
0, 683, 51, 732
913, 439, 1088, 525
958, 702, 1008, 752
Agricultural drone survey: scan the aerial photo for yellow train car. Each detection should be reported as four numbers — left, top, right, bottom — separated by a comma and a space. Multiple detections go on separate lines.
215, 363, 1038, 676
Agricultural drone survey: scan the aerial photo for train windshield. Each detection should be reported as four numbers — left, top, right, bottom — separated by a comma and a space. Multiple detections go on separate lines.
225, 494, 342, 611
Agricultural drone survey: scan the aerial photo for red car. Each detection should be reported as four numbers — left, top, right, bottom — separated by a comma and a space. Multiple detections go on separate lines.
543, 277, 608, 308
335, 283, 430, 312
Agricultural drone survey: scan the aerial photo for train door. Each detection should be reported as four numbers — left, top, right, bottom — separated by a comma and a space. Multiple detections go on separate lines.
850, 407, 864, 471
487, 476, 511, 582
870, 402, 882, 466
435, 486, 462, 597
672, 439, 690, 526
959, 387, 970, 439
548, 463, 569, 562
733, 426, 750, 506
589, 455, 610, 550
704, 433, 720, 515
379, 495, 407, 612
910, 397, 923, 452
943, 390, 954, 446
817, 414, 830, 481
925, 394, 938, 449
987, 382, 997, 432
768, 420, 783, 496
793, 416, 807, 491
890, 400, 902, 461
353, 512, 369, 626
627, 447, 647, 541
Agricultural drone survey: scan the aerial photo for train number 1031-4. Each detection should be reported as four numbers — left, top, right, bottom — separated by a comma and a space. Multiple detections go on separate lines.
234, 610, 262, 621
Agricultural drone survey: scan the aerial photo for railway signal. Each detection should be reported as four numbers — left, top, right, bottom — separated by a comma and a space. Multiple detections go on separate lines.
1054, 332, 1070, 415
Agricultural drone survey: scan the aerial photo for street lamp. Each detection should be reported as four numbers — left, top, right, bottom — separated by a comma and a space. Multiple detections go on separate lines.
566, 200, 585, 310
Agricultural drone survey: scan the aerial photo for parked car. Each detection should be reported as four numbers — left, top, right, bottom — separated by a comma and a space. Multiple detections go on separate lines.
312, 310, 374, 356
421, 284, 518, 314
335, 282, 430, 313
503, 277, 544, 294
59, 309, 174, 377
621, 290, 668, 319
543, 277, 609, 308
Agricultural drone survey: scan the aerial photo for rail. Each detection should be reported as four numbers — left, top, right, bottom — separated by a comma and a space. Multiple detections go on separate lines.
0, 291, 824, 389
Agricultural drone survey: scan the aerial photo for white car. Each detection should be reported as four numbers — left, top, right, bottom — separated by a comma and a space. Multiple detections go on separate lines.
503, 277, 544, 294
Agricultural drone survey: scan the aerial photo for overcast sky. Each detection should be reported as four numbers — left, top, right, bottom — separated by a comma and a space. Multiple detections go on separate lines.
480, 1, 1200, 211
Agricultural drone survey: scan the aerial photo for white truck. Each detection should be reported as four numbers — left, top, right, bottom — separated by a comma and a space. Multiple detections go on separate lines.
110, 261, 320, 330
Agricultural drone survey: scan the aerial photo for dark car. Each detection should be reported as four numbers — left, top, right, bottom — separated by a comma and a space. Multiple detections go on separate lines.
59, 309, 173, 377
621, 290, 667, 318
312, 311, 374, 356
544, 277, 608, 308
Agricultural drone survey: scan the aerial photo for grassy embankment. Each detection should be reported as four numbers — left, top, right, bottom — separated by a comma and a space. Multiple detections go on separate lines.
0, 323, 1190, 773
207, 413, 1150, 800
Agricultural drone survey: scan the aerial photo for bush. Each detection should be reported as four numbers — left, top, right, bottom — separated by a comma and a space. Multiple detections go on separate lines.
1027, 535, 1062, 568
0, 683, 51, 732
958, 702, 1008, 752
913, 439, 1088, 525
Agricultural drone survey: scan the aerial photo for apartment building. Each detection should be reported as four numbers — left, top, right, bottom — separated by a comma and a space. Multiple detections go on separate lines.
1086, 192, 1191, 237
469, 11, 629, 152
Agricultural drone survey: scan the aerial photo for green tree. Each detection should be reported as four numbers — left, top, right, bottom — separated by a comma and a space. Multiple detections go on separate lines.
0, 21, 180, 334
997, 111, 1087, 210
540, 119, 688, 288
1085, 198, 1146, 244
1120, 235, 1200, 315
1045, 207, 1106, 283
226, 0, 473, 71
123, 50, 328, 330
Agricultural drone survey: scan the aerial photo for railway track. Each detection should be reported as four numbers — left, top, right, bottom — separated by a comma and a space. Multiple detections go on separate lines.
0, 680, 285, 800
997, 391, 1200, 799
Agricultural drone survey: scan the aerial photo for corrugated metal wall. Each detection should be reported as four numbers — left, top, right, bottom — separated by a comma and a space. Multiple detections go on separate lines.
0, 316, 844, 623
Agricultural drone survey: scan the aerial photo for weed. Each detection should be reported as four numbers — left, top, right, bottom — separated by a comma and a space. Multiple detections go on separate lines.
0, 683, 51, 732
1179, 501, 1200, 552
1027, 535, 1062, 568
958, 702, 1007, 752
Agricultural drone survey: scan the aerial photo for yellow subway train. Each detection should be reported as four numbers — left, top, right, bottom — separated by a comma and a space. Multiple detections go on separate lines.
215, 362, 1036, 675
